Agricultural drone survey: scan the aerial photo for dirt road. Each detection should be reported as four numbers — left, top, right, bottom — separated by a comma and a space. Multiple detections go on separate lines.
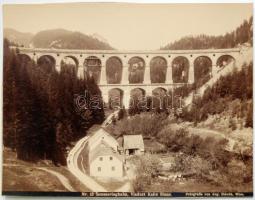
37, 167, 76, 192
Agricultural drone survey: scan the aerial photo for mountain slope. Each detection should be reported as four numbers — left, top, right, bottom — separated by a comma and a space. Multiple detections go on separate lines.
161, 17, 252, 50
4, 28, 34, 47
31, 29, 114, 49
4, 28, 114, 50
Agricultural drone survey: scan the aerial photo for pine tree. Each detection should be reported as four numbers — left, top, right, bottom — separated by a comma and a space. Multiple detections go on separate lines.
245, 102, 253, 128
3, 39, 18, 148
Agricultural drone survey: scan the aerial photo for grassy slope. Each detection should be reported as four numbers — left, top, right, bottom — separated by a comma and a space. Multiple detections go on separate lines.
3, 166, 66, 192
2, 148, 91, 192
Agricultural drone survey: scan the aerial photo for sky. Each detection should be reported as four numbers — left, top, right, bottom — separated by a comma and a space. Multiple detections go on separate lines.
3, 3, 253, 50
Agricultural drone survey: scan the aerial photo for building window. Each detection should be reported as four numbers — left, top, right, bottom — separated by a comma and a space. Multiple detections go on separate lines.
111, 166, 115, 171
98, 167, 101, 172
109, 156, 113, 161
99, 157, 103, 161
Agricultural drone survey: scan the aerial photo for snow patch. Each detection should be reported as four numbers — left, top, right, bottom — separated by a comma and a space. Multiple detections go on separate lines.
91, 33, 108, 43
49, 39, 62, 48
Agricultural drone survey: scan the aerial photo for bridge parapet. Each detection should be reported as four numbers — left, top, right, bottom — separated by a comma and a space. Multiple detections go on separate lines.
12, 46, 241, 54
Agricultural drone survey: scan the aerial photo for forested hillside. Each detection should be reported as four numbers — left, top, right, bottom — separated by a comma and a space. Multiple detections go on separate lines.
182, 62, 253, 127
161, 17, 252, 50
125, 60, 253, 129
3, 39, 105, 165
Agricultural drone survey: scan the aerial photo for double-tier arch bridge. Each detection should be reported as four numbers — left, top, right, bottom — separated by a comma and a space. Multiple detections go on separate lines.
15, 47, 242, 108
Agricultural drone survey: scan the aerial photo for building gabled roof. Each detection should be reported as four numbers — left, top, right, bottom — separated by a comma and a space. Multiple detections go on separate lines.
123, 134, 144, 150
89, 140, 123, 163
87, 128, 118, 151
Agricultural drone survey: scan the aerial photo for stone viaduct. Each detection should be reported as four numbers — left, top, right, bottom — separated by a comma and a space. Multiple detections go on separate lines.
15, 47, 241, 108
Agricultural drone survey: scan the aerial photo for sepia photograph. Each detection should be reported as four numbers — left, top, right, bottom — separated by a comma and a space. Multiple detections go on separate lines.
1, 1, 253, 197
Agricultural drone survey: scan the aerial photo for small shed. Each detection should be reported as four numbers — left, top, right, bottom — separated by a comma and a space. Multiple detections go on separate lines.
123, 135, 144, 155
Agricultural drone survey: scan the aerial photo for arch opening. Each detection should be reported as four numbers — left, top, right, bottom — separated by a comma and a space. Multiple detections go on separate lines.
18, 54, 32, 64
60, 56, 79, 75
106, 56, 123, 84
128, 57, 145, 84
151, 87, 168, 112
108, 88, 124, 109
150, 56, 167, 83
216, 55, 235, 68
37, 55, 56, 73
130, 88, 146, 98
84, 56, 102, 84
152, 87, 167, 96
172, 56, 189, 83
129, 88, 147, 114
194, 56, 212, 87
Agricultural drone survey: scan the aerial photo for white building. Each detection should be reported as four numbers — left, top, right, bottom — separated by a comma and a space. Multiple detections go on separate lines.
87, 128, 124, 178
89, 141, 123, 178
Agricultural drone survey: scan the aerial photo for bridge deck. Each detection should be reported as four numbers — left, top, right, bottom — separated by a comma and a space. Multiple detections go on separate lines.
12, 46, 241, 54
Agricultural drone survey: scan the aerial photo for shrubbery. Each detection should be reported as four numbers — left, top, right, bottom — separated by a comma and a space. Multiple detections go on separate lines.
133, 154, 160, 192
121, 114, 252, 191
182, 63, 253, 127
106, 113, 169, 137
